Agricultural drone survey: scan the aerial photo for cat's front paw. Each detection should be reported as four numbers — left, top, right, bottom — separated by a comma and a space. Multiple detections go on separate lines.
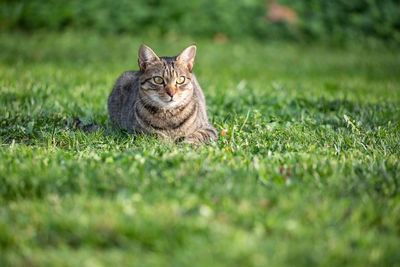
174, 136, 201, 145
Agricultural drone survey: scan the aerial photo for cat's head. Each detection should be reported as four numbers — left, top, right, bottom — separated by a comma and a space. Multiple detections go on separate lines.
138, 45, 196, 108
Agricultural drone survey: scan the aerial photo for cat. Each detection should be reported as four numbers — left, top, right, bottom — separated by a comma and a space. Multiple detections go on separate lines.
108, 45, 217, 144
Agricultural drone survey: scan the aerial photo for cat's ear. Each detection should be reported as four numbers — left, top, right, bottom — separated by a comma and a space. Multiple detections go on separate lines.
177, 45, 196, 71
138, 45, 160, 71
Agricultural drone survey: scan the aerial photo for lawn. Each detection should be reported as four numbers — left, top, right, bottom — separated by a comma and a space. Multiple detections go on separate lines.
0, 31, 399, 266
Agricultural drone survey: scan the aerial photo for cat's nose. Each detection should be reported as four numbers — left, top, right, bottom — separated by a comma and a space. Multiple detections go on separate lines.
167, 91, 176, 97
166, 88, 176, 97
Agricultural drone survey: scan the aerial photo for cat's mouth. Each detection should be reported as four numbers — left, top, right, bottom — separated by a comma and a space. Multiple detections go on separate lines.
165, 96, 175, 103
163, 98, 181, 107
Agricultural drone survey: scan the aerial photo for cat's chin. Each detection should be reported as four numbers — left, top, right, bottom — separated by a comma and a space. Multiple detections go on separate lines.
161, 99, 181, 108
149, 97, 182, 109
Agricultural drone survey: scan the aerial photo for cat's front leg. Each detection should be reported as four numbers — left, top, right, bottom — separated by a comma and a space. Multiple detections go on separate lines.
182, 126, 218, 144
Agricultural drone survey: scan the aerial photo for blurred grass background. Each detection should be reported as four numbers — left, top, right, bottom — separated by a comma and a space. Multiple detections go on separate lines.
1, 0, 400, 43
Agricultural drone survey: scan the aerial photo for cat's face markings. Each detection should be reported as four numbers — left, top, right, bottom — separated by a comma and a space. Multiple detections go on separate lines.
138, 45, 196, 108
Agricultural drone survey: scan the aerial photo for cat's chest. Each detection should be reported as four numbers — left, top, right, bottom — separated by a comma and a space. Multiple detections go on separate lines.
154, 107, 186, 119
134, 100, 197, 133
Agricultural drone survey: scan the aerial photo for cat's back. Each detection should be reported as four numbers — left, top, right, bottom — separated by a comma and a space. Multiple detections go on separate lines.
108, 71, 140, 127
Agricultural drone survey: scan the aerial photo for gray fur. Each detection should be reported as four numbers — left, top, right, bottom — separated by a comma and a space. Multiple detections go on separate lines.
108, 45, 217, 144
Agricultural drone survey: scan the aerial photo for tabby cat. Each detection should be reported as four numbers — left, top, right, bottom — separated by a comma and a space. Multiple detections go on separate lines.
108, 45, 217, 144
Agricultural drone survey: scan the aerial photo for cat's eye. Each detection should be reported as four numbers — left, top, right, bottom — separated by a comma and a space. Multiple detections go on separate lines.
176, 76, 185, 84
153, 76, 164, 84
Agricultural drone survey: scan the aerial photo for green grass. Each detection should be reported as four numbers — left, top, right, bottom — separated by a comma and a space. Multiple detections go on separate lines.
1, 31, 400, 266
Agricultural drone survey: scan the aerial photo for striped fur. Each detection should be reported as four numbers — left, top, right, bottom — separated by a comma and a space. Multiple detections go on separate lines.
108, 45, 217, 144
